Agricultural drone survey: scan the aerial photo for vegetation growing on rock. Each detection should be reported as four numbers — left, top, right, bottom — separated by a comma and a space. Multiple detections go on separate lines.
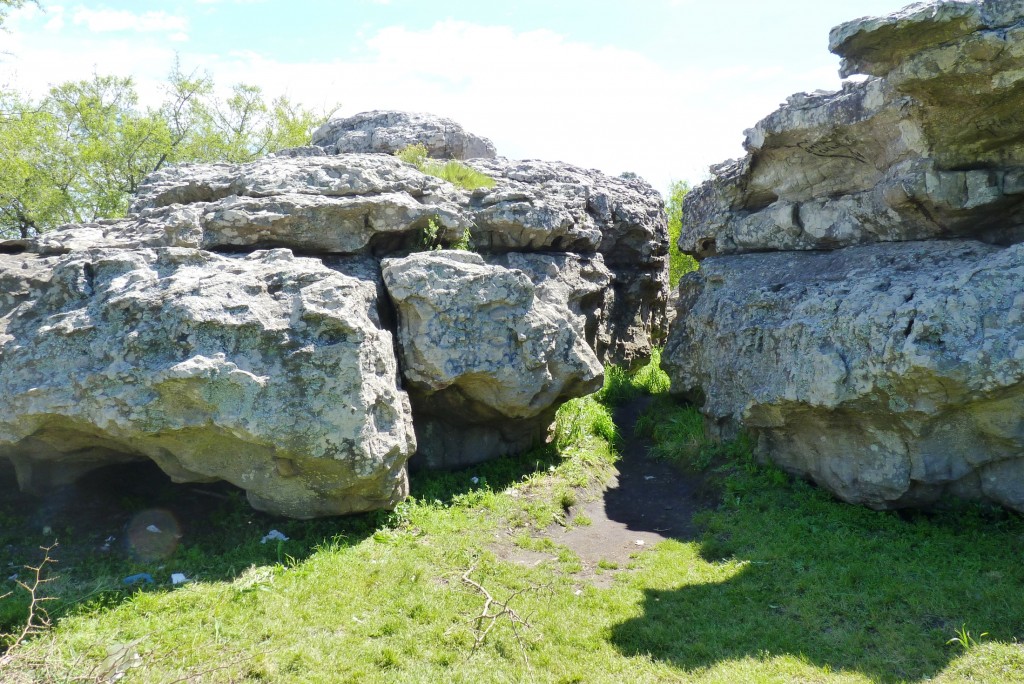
395, 143, 497, 191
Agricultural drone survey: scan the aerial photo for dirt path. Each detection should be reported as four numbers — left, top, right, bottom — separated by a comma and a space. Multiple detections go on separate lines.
544, 396, 713, 585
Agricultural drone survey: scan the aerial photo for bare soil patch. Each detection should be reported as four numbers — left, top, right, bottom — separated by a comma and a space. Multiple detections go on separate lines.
547, 396, 716, 585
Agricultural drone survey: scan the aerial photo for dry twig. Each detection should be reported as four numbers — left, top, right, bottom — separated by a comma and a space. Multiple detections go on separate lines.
460, 561, 545, 675
1, 543, 58, 664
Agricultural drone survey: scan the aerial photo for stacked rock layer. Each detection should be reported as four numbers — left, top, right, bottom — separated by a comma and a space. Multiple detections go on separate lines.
665, 0, 1024, 513
0, 111, 669, 517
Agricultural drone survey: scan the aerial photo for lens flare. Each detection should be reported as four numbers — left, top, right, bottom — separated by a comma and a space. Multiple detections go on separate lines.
126, 509, 181, 561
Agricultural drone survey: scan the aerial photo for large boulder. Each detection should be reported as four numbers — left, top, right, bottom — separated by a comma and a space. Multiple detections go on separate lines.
680, 0, 1024, 259
665, 0, 1024, 514
0, 248, 415, 518
664, 240, 1024, 512
311, 110, 498, 160
381, 251, 603, 469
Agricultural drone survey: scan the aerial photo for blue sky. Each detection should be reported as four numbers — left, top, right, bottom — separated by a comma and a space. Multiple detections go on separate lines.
2, 0, 914, 191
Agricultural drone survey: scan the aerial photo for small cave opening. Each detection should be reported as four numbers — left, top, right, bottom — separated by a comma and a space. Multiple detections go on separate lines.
0, 458, 262, 576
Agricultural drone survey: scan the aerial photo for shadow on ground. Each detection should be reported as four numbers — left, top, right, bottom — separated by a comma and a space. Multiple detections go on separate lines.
608, 467, 1024, 683
0, 449, 544, 630
546, 397, 716, 582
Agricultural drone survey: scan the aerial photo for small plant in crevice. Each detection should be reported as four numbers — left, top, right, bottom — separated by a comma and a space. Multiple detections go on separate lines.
418, 215, 474, 252
420, 216, 443, 251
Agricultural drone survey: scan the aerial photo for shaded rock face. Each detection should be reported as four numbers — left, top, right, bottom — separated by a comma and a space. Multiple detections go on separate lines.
311, 110, 498, 160
681, 0, 1024, 259
0, 114, 670, 516
664, 0, 1024, 514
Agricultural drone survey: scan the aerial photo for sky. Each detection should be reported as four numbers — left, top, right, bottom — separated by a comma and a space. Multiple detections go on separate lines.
1, 0, 917, 193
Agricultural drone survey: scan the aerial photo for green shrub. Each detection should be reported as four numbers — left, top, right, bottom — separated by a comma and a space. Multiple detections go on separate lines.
666, 180, 698, 287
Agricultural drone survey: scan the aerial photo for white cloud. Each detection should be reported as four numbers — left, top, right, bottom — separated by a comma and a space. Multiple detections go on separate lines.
71, 7, 188, 35
42, 5, 66, 32
0, 18, 847, 192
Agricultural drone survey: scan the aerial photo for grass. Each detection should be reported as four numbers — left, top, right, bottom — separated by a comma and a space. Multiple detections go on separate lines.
3, 353, 1024, 682
396, 143, 496, 191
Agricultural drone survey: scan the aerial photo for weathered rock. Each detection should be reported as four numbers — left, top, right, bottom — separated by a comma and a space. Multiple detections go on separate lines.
119, 155, 474, 254
664, 240, 1024, 512
680, 0, 1024, 259
0, 110, 671, 516
467, 158, 671, 365
829, 0, 1020, 79
122, 155, 668, 365
0, 248, 415, 517
312, 110, 498, 160
0, 205, 206, 255
381, 251, 604, 469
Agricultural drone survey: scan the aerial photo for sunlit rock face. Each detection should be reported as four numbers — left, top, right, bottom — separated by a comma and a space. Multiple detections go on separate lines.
311, 110, 498, 160
0, 248, 415, 518
680, 0, 1024, 259
664, 0, 1024, 514
0, 111, 670, 517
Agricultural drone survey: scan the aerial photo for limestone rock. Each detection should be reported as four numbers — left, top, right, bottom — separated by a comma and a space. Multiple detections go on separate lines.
0, 248, 415, 517
0, 110, 672, 515
467, 158, 670, 365
311, 110, 498, 160
133, 154, 465, 212
124, 155, 475, 254
664, 240, 1024, 512
680, 0, 1024, 259
0, 205, 206, 255
381, 251, 604, 469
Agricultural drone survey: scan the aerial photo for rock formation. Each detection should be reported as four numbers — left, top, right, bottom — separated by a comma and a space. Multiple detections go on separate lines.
0, 111, 669, 517
681, 0, 1024, 259
382, 251, 605, 469
311, 110, 498, 160
664, 0, 1024, 513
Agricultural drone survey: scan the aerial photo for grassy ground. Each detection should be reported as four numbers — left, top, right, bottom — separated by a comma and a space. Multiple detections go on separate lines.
3, 353, 1024, 683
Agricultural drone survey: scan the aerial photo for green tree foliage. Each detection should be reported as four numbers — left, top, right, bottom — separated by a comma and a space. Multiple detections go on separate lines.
666, 179, 698, 286
0, 63, 328, 238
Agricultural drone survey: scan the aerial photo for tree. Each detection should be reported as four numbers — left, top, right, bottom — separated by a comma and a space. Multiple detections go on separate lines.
0, 64, 331, 238
665, 180, 697, 286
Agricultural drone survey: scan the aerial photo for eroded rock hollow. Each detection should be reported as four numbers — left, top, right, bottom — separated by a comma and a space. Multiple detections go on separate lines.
0, 111, 669, 517
664, 0, 1024, 513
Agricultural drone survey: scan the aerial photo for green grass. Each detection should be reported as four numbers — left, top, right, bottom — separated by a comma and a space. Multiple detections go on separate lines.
396, 143, 496, 191
4, 352, 1024, 682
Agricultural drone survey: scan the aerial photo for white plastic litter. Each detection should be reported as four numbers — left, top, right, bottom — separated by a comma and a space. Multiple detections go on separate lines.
145, 525, 161, 533
170, 573, 189, 585
470, 476, 479, 484
260, 529, 289, 544
634, 539, 645, 546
